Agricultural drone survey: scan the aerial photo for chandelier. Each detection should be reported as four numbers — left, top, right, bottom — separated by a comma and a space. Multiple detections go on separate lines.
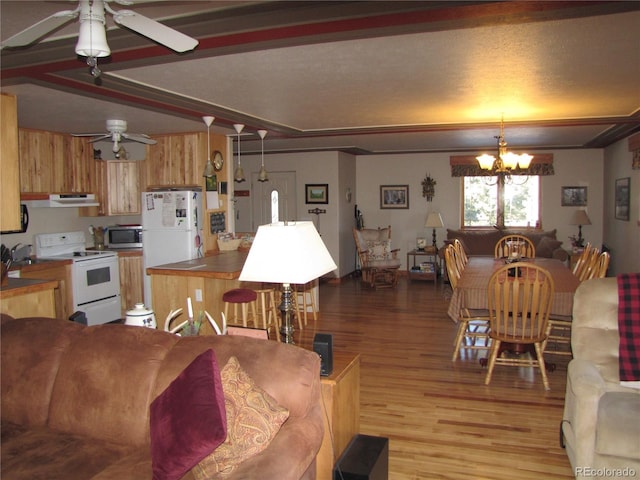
476, 116, 533, 182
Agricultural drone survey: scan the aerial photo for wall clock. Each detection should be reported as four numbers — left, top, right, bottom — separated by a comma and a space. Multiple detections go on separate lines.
213, 150, 224, 171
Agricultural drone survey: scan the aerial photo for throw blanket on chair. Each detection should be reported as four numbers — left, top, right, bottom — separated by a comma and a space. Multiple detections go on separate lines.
618, 273, 640, 384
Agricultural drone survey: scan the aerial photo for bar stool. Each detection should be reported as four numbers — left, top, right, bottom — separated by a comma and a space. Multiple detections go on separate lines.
222, 288, 257, 327
293, 281, 318, 328
254, 288, 280, 341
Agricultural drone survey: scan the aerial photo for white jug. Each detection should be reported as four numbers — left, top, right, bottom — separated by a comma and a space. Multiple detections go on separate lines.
125, 303, 157, 328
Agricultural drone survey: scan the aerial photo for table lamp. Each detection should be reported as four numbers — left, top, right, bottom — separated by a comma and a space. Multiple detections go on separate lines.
424, 212, 444, 249
239, 221, 337, 344
570, 209, 591, 247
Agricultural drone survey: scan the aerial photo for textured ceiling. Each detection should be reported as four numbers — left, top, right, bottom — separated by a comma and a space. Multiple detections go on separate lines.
2, 1, 639, 155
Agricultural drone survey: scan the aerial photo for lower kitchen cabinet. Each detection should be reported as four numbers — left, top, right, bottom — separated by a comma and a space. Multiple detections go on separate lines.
118, 253, 144, 315
19, 262, 73, 321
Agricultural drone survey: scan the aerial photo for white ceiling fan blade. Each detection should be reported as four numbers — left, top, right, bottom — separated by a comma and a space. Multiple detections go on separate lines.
1, 8, 79, 48
112, 10, 198, 53
71, 133, 111, 142
122, 133, 157, 145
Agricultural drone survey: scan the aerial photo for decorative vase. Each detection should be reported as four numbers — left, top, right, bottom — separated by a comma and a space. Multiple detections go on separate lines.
125, 303, 156, 328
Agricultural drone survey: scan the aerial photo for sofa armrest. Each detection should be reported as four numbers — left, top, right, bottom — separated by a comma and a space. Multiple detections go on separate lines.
563, 359, 607, 469
552, 248, 568, 262
224, 402, 324, 480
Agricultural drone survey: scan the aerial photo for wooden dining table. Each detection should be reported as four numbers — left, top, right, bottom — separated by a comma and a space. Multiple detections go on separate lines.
447, 257, 581, 323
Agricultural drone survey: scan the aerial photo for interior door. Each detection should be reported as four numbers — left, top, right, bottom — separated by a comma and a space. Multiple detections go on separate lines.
251, 171, 297, 229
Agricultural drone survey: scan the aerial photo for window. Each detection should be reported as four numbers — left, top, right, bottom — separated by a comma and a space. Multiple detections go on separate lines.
463, 176, 539, 228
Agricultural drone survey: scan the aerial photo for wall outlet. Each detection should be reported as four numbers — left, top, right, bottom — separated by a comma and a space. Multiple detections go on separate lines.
195, 289, 203, 302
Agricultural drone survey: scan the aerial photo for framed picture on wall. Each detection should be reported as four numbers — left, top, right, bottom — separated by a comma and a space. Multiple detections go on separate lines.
380, 185, 409, 209
561, 186, 587, 206
615, 177, 630, 221
305, 184, 328, 204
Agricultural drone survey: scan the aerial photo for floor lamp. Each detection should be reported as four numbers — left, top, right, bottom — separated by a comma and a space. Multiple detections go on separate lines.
239, 221, 337, 344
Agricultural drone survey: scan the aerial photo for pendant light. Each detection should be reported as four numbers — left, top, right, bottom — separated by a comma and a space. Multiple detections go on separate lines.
257, 129, 269, 182
233, 123, 245, 182
202, 116, 215, 178
75, 0, 110, 78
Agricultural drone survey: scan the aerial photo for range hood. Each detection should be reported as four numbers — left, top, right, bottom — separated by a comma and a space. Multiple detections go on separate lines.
23, 194, 100, 208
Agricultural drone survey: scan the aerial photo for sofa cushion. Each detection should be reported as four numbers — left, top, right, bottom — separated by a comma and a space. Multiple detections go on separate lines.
446, 229, 502, 256
536, 236, 563, 258
193, 356, 290, 478
595, 392, 640, 459
150, 349, 227, 480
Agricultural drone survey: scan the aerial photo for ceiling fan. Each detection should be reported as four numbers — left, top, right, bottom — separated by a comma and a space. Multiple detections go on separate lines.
72, 119, 157, 153
1, 0, 198, 75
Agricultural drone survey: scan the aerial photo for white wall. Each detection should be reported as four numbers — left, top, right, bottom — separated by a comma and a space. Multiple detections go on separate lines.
603, 137, 640, 275
354, 149, 605, 269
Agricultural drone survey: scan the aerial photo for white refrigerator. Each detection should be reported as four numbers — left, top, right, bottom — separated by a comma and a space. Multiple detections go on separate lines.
142, 189, 204, 306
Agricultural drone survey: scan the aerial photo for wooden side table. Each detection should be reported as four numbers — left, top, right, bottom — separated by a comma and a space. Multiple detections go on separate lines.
316, 351, 360, 480
407, 248, 439, 282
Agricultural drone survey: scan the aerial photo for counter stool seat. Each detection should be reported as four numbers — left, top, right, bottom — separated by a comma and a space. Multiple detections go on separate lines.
223, 288, 258, 327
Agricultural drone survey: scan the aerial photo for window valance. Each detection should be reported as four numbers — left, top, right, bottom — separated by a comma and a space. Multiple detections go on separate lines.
450, 154, 554, 177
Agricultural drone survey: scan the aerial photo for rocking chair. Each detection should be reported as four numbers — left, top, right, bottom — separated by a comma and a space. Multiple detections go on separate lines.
353, 226, 401, 288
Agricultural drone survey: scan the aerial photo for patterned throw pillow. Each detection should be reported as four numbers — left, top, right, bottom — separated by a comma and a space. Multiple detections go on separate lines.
367, 240, 391, 260
192, 356, 290, 478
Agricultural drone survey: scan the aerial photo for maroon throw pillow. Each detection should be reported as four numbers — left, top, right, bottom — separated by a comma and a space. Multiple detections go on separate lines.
150, 349, 227, 480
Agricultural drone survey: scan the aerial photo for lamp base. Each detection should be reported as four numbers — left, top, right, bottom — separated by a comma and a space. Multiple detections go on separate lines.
278, 283, 295, 344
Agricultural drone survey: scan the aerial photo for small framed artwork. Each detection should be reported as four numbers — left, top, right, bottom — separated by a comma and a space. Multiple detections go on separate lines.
380, 185, 409, 209
305, 184, 328, 204
615, 177, 630, 221
205, 174, 217, 192
561, 186, 587, 206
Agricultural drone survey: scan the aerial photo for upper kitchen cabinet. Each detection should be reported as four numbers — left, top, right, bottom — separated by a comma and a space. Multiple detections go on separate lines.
80, 160, 141, 217
0, 93, 21, 232
19, 129, 94, 194
144, 133, 204, 187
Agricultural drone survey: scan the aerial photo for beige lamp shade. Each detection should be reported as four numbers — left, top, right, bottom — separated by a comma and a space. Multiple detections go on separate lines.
570, 209, 591, 226
239, 221, 337, 284
425, 213, 444, 228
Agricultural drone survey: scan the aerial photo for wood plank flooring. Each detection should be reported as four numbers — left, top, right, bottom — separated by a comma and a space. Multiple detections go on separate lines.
296, 276, 574, 480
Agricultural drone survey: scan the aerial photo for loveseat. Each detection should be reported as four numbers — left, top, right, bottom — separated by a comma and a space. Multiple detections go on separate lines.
1, 314, 323, 480
444, 228, 568, 262
561, 278, 640, 478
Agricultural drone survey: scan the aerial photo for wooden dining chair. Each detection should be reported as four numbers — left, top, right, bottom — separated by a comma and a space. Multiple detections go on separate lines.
572, 242, 595, 279
453, 238, 468, 271
494, 234, 536, 259
484, 263, 554, 390
584, 251, 610, 281
445, 245, 491, 361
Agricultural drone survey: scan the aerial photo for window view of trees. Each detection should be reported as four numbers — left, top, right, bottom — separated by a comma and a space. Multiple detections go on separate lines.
463, 176, 539, 227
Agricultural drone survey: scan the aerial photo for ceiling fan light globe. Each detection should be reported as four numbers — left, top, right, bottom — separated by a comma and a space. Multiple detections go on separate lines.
76, 20, 110, 57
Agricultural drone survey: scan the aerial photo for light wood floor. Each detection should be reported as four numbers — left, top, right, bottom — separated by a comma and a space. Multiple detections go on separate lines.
296, 275, 574, 480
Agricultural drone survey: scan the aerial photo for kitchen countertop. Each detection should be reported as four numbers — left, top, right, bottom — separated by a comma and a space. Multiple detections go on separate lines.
8, 257, 71, 273
146, 250, 248, 280
0, 277, 59, 297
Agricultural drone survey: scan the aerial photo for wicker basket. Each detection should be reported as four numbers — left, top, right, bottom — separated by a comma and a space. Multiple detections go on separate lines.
217, 238, 242, 251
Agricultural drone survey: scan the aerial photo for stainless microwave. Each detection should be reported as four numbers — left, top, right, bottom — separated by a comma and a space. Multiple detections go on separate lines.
106, 226, 142, 249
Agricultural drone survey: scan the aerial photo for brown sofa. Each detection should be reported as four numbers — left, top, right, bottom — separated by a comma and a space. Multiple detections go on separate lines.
444, 228, 568, 262
0, 314, 323, 480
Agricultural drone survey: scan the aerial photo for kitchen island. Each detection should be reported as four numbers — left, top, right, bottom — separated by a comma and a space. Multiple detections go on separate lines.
146, 250, 250, 334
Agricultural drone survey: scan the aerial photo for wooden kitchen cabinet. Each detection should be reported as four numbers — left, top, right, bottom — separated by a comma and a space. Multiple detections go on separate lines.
118, 253, 144, 315
83, 160, 141, 216
19, 129, 94, 194
145, 133, 203, 187
19, 262, 73, 321
0, 93, 21, 232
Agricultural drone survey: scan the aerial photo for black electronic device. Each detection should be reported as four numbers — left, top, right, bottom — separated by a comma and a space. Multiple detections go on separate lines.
334, 434, 389, 480
313, 333, 333, 376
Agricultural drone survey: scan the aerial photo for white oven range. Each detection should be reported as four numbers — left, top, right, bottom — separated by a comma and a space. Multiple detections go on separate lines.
35, 231, 121, 325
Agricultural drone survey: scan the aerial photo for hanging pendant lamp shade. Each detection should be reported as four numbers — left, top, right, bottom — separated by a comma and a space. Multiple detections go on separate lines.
257, 129, 269, 182
202, 116, 215, 178
233, 123, 245, 182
